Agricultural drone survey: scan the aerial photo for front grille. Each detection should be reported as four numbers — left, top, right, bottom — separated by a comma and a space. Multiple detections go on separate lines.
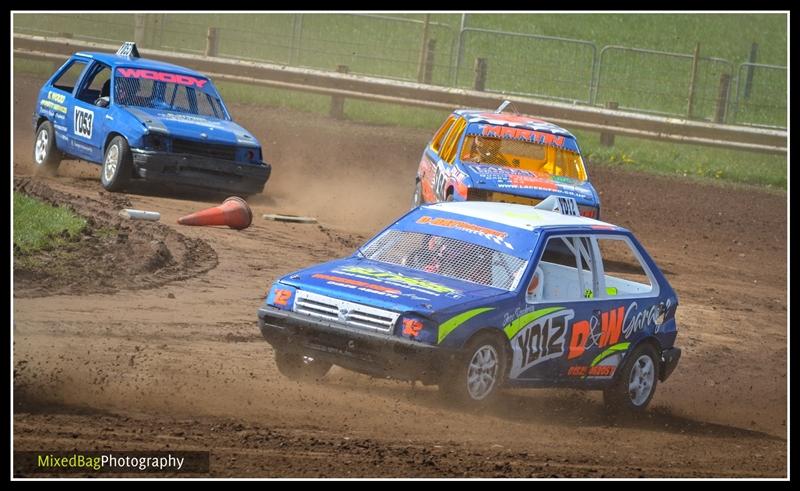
172, 138, 237, 161
293, 290, 399, 332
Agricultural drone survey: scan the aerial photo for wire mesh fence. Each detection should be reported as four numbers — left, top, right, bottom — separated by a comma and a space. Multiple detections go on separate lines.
453, 28, 597, 104
729, 63, 787, 128
12, 13, 787, 129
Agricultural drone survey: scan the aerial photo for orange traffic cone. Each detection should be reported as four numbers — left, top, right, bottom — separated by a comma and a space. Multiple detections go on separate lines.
177, 196, 253, 230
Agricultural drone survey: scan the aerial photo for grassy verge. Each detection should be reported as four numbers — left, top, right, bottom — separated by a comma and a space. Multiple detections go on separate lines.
14, 59, 786, 190
13, 192, 86, 254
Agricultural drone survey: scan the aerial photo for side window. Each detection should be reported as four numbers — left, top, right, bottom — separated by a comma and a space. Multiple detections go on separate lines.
533, 235, 595, 302
441, 118, 467, 164
596, 236, 654, 297
51, 60, 88, 93
76, 64, 111, 104
430, 116, 455, 154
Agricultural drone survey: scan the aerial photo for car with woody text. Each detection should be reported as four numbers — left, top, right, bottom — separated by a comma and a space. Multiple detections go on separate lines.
32, 42, 270, 196
257, 196, 680, 411
413, 102, 601, 219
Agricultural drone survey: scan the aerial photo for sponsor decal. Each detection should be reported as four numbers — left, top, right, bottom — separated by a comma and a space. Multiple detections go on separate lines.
416, 215, 514, 251
312, 273, 402, 298
509, 174, 557, 190
70, 141, 93, 153
40, 100, 67, 114
508, 307, 573, 378
116, 68, 208, 88
73, 107, 94, 139
402, 319, 424, 337
567, 365, 615, 377
480, 124, 566, 148
47, 91, 66, 104
568, 301, 669, 360
337, 266, 461, 297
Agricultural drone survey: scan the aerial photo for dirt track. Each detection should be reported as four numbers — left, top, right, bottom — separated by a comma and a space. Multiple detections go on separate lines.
12, 73, 787, 477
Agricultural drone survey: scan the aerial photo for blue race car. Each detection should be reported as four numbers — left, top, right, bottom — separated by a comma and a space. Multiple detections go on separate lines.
414, 102, 601, 219
32, 42, 270, 195
257, 196, 680, 411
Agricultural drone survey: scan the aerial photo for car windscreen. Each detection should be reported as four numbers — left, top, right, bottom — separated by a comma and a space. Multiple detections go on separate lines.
114, 69, 226, 119
460, 134, 587, 181
361, 229, 528, 291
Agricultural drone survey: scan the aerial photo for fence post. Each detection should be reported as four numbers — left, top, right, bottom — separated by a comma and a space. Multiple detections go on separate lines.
134, 13, 147, 48
422, 38, 436, 84
686, 42, 700, 119
600, 101, 618, 146
473, 57, 487, 91
417, 14, 432, 83
744, 42, 758, 99
714, 73, 731, 124
205, 27, 219, 57
329, 64, 349, 119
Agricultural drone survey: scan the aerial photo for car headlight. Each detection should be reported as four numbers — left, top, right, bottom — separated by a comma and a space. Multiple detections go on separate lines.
397, 315, 436, 344
143, 133, 170, 152
265, 283, 296, 310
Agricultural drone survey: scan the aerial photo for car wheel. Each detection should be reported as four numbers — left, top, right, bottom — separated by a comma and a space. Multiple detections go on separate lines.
603, 343, 659, 412
274, 350, 332, 382
33, 120, 61, 175
101, 136, 133, 192
439, 333, 506, 406
412, 180, 423, 208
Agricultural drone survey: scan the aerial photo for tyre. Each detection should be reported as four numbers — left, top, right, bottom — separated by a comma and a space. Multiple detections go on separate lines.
101, 136, 133, 192
603, 343, 659, 412
439, 333, 507, 406
33, 120, 61, 175
412, 180, 423, 208
274, 350, 332, 382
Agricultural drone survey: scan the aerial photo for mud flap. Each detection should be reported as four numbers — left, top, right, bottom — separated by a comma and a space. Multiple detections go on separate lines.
659, 347, 681, 382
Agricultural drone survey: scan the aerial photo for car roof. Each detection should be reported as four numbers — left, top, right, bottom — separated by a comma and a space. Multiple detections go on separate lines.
454, 109, 576, 139
423, 201, 622, 232
73, 51, 206, 77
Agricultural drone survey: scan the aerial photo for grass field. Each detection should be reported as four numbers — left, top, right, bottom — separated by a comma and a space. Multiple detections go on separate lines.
13, 12, 787, 127
13, 192, 86, 254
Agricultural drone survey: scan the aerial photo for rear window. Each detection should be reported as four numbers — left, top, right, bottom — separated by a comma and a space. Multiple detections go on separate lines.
52, 60, 88, 93
362, 229, 527, 291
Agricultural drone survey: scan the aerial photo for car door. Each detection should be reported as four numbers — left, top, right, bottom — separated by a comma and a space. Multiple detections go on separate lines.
45, 58, 90, 154
506, 232, 599, 382
69, 61, 113, 163
563, 233, 663, 380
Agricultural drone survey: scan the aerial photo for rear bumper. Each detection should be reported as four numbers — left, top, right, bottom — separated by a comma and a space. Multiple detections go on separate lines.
467, 188, 600, 219
257, 307, 453, 384
659, 347, 681, 382
131, 149, 270, 195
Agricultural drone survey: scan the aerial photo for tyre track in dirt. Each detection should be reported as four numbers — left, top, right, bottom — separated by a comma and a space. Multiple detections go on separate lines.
12, 73, 787, 477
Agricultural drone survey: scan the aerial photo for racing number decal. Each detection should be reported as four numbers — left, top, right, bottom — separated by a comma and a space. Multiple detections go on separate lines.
433, 160, 448, 201
73, 107, 94, 139
273, 289, 292, 306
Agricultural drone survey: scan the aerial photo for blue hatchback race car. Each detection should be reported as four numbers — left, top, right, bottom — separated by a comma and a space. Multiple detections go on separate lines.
257, 196, 680, 411
32, 42, 270, 196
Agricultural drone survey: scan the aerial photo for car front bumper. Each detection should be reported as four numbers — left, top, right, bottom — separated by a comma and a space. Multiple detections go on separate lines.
257, 307, 453, 384
131, 149, 270, 195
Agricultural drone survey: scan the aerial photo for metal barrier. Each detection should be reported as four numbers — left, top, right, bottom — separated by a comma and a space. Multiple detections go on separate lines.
453, 27, 597, 104
12, 34, 786, 155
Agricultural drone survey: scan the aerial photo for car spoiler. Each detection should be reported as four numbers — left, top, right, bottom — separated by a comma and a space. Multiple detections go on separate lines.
534, 195, 580, 217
